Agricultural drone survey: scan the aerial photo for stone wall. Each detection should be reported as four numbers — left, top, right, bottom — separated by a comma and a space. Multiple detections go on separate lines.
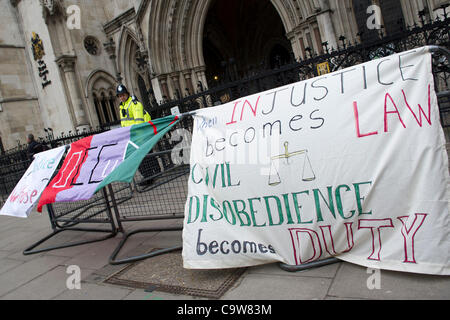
0, 0, 44, 149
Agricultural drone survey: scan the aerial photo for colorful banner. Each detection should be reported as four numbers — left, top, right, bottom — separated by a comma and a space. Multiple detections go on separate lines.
182, 47, 450, 275
37, 116, 179, 212
0, 146, 66, 218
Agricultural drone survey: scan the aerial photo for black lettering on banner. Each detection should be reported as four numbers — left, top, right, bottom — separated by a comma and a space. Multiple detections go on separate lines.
332, 68, 356, 94
229, 132, 238, 147
70, 147, 96, 186
215, 138, 226, 151
399, 51, 418, 81
263, 121, 282, 138
196, 229, 208, 255
89, 143, 119, 184
195, 229, 277, 256
377, 59, 394, 85
244, 127, 256, 144
290, 82, 308, 107
206, 138, 214, 157
311, 77, 329, 101
310, 109, 325, 129
262, 87, 289, 115
289, 114, 303, 131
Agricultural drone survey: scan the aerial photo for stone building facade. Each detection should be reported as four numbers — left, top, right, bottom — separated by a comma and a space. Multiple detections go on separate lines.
0, 0, 448, 150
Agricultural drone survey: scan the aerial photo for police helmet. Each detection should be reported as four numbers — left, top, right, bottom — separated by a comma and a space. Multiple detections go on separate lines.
116, 84, 129, 96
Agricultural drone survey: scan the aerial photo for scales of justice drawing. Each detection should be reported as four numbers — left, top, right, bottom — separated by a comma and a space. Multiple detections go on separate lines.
268, 141, 316, 186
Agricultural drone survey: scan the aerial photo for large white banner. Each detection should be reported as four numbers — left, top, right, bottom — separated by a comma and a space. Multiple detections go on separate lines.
0, 146, 66, 218
182, 47, 450, 275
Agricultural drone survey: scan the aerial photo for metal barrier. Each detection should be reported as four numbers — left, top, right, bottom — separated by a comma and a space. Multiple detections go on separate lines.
107, 158, 190, 264
107, 117, 192, 264
23, 188, 118, 255
21, 117, 193, 265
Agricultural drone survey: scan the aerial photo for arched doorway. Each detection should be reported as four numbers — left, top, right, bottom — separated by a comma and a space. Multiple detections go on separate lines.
203, 0, 292, 86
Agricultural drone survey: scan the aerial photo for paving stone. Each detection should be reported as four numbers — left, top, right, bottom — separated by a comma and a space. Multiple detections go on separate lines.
327, 262, 450, 300
248, 261, 341, 279
53, 282, 132, 300
123, 288, 199, 300
0, 255, 70, 297
0, 258, 24, 275
222, 273, 332, 300
0, 266, 96, 300
63, 238, 122, 270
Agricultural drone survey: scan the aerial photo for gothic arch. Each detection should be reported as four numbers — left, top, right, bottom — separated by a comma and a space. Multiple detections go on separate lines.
148, 0, 315, 70
117, 26, 141, 91
85, 69, 118, 127
147, 0, 332, 93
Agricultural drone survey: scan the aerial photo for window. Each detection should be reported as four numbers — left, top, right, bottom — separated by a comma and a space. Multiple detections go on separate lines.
93, 91, 119, 126
84, 36, 101, 56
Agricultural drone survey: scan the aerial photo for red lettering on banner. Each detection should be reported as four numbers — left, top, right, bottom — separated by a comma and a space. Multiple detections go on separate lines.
226, 96, 261, 125
289, 228, 323, 265
226, 100, 241, 126
29, 190, 38, 204
384, 92, 406, 132
402, 85, 432, 127
288, 214, 429, 265
397, 214, 428, 263
8, 187, 39, 204
353, 101, 378, 138
342, 222, 355, 253
240, 96, 261, 121
319, 225, 337, 255
9, 188, 20, 203
358, 218, 394, 261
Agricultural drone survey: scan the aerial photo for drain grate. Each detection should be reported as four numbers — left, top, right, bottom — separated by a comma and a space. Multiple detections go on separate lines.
104, 250, 246, 299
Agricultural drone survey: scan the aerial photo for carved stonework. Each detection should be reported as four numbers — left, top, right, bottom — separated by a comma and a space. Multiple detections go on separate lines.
55, 55, 76, 72
134, 49, 149, 76
40, 0, 65, 23
41, 0, 55, 15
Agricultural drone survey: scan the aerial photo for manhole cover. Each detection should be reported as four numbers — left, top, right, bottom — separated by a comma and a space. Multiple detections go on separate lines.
104, 250, 246, 299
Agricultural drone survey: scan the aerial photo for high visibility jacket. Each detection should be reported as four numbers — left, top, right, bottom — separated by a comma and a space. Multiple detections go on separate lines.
119, 96, 151, 127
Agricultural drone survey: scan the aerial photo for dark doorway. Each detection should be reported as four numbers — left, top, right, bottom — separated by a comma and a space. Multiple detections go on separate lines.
203, 0, 292, 86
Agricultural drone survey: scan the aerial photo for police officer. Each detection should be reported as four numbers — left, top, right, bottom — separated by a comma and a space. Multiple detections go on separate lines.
116, 84, 156, 186
116, 84, 151, 127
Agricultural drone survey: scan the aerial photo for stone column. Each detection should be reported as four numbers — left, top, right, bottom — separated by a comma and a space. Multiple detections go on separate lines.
182, 70, 194, 96
169, 72, 181, 99
56, 55, 89, 130
193, 66, 208, 92
287, 32, 302, 61
315, 0, 338, 50
103, 37, 122, 83
158, 75, 170, 102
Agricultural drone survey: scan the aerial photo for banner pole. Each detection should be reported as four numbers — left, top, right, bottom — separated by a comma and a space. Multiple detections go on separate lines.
179, 110, 198, 119
428, 45, 450, 61
278, 257, 341, 272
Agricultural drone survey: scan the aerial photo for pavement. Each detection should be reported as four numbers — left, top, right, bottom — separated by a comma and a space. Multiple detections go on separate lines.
0, 207, 448, 301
